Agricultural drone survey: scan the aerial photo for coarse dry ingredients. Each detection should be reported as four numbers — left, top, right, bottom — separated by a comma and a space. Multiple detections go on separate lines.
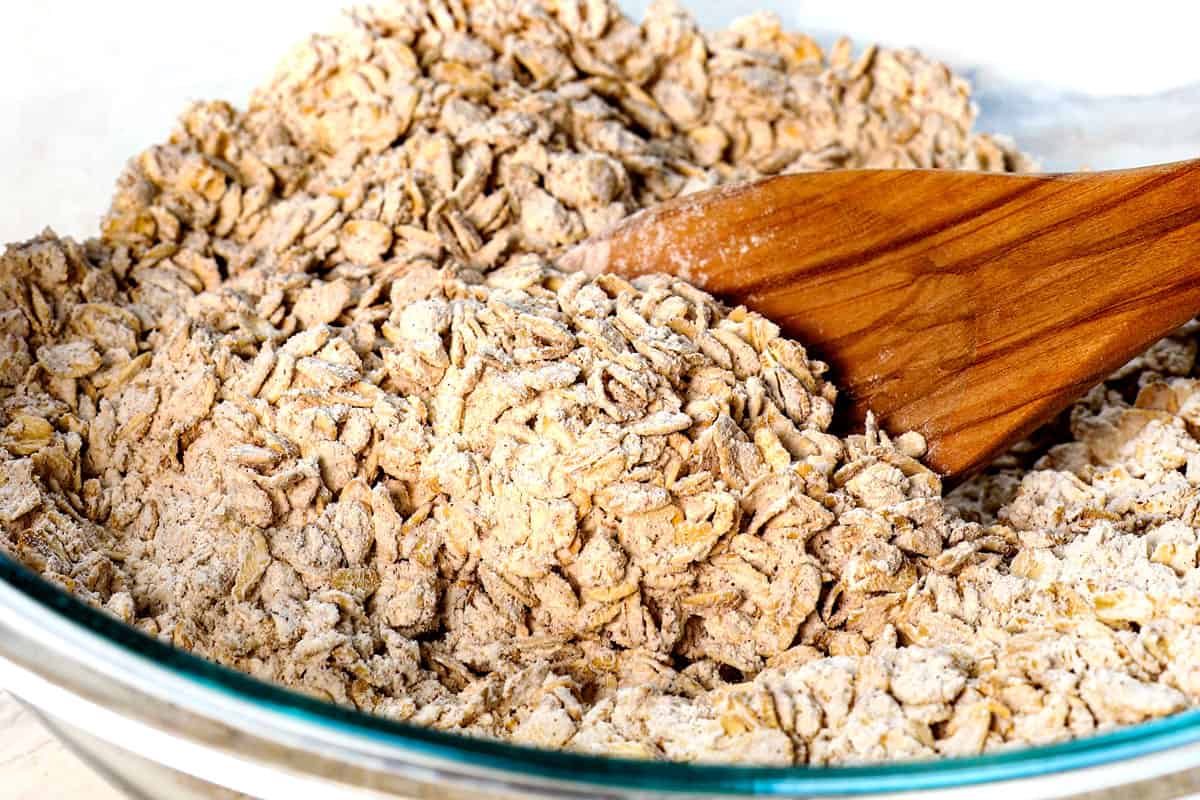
1, 0, 1196, 767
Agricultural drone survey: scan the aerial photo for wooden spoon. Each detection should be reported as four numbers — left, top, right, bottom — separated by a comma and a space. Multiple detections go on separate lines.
561, 160, 1200, 480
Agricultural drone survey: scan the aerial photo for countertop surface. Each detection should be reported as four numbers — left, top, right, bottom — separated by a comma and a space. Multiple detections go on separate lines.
0, 692, 123, 800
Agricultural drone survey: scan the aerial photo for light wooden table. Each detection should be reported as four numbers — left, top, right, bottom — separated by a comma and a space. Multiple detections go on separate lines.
0, 691, 124, 800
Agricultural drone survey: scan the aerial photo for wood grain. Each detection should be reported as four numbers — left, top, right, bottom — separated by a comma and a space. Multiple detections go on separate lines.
564, 160, 1200, 478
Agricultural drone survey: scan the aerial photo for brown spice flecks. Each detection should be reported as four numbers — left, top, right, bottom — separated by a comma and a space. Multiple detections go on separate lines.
6, 0, 1196, 767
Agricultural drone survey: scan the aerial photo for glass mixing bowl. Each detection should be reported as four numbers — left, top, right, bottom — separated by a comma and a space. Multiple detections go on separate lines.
6, 3, 1200, 798
4, 550, 1200, 799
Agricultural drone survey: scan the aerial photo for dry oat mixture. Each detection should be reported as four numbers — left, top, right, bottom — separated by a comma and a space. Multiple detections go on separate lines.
1, 0, 1196, 766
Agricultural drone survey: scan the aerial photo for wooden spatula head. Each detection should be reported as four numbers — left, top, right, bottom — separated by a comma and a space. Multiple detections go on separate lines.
563, 160, 1200, 479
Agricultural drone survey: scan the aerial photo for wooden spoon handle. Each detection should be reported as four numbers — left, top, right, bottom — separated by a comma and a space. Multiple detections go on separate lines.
564, 160, 1200, 478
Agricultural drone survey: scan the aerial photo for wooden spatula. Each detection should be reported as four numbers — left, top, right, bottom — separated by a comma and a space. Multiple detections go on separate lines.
561, 160, 1200, 480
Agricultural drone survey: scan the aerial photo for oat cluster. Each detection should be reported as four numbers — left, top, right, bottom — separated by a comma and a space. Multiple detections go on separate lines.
3, 0, 1195, 767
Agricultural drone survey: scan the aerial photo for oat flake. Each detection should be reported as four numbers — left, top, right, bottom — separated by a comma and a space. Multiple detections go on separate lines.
1, 0, 1193, 767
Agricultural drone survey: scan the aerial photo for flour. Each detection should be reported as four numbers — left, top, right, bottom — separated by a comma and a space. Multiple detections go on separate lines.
1, 0, 1193, 767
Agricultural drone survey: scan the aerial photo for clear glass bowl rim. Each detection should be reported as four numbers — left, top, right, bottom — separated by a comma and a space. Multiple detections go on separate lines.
4, 550, 1200, 796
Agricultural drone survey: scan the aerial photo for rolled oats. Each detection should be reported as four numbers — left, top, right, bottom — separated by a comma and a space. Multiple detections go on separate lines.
2, 0, 1194, 769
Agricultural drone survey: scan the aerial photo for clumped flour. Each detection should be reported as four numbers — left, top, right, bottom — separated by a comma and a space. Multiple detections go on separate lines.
1, 0, 1195, 766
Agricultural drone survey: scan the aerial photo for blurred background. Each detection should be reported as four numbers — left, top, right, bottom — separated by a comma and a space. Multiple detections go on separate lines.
4, 1, 1200, 243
